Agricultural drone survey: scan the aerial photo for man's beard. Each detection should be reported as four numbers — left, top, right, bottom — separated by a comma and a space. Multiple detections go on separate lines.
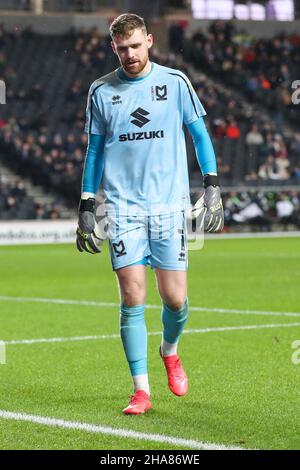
123, 56, 148, 75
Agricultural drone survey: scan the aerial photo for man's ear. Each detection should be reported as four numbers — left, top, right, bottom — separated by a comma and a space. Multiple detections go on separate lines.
147, 33, 153, 50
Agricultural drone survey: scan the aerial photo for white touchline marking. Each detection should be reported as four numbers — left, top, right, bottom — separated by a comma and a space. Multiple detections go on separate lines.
0, 296, 118, 308
1, 295, 300, 318
5, 334, 120, 345
0, 410, 247, 450
4, 322, 300, 345
203, 231, 300, 240
188, 306, 300, 318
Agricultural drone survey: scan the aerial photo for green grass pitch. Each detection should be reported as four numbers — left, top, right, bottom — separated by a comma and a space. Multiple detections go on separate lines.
0, 237, 300, 450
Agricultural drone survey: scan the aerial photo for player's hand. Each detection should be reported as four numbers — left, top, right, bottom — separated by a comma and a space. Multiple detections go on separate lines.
76, 197, 106, 254
203, 185, 224, 232
192, 175, 224, 233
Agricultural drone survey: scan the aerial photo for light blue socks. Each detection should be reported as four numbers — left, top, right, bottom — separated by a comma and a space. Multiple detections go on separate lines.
120, 303, 148, 377
120, 299, 189, 385
162, 299, 189, 346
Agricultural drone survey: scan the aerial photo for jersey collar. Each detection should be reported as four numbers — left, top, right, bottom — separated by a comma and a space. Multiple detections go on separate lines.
116, 62, 155, 83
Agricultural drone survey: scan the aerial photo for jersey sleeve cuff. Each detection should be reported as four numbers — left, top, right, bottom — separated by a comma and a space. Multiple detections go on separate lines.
81, 192, 96, 200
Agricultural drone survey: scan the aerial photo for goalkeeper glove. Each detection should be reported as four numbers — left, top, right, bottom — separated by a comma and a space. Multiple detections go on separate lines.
76, 197, 106, 254
192, 174, 224, 233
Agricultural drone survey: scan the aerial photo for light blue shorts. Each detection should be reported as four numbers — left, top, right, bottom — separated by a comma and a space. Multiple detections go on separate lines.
107, 211, 188, 271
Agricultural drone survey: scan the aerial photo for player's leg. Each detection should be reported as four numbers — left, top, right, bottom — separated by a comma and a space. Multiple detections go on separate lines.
115, 263, 151, 414
149, 211, 189, 396
154, 268, 189, 396
155, 268, 188, 356
108, 214, 152, 414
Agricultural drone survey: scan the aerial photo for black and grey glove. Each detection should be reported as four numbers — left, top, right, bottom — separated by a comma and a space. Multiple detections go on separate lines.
192, 174, 224, 233
76, 197, 106, 254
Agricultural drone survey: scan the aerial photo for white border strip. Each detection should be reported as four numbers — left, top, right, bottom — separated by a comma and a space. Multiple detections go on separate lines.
4, 322, 300, 345
0, 410, 246, 450
1, 296, 300, 318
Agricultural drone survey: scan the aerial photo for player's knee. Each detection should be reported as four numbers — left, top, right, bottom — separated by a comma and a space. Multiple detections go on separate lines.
122, 282, 146, 306
164, 296, 187, 312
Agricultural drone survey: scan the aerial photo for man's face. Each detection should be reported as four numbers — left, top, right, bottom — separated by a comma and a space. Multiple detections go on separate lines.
111, 28, 153, 76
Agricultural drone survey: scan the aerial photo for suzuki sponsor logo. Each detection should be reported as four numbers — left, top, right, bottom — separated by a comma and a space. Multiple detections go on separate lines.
130, 107, 150, 128
119, 130, 164, 141
120, 108, 164, 141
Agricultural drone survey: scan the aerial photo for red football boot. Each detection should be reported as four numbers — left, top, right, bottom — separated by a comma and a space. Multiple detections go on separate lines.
123, 390, 152, 415
160, 346, 188, 396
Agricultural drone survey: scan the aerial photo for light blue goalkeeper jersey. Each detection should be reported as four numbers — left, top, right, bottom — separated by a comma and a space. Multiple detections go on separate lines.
84, 61, 206, 215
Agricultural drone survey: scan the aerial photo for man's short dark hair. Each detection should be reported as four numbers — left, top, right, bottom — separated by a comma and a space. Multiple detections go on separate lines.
109, 13, 147, 40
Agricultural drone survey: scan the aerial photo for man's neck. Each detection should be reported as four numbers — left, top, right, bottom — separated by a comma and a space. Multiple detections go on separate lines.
122, 60, 152, 79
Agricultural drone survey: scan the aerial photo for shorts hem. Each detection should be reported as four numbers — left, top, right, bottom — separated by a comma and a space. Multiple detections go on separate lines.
150, 262, 188, 272
112, 254, 151, 271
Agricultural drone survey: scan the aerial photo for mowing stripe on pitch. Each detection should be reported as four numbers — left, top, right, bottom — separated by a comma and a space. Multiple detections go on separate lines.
1, 295, 300, 318
4, 322, 300, 345
0, 410, 247, 450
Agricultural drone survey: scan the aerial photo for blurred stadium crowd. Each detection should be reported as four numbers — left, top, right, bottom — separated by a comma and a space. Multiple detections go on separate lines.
0, 20, 299, 228
0, 176, 59, 220
177, 20, 300, 181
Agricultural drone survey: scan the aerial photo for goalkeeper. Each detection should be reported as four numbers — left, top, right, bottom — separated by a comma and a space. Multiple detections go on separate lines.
76, 13, 224, 415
